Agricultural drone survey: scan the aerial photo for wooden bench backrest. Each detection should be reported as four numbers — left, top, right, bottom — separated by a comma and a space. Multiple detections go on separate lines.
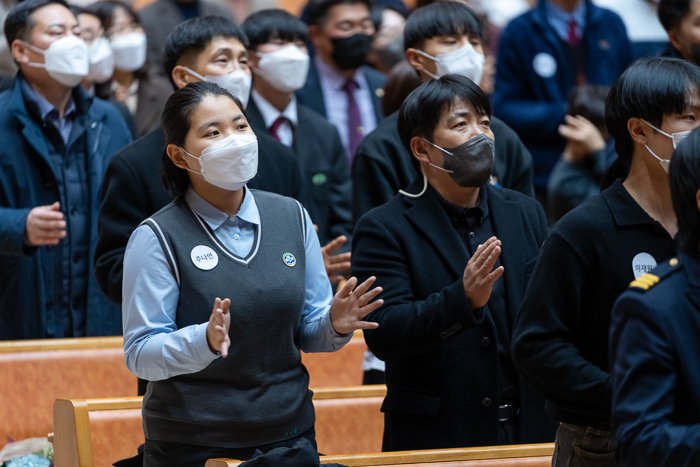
205, 444, 555, 467
54, 386, 387, 467
302, 332, 366, 388
0, 337, 136, 450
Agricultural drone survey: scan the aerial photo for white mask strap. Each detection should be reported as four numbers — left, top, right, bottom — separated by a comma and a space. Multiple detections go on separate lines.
421, 137, 454, 156
179, 146, 204, 175
641, 119, 672, 139
415, 49, 437, 62
182, 66, 206, 82
399, 167, 429, 199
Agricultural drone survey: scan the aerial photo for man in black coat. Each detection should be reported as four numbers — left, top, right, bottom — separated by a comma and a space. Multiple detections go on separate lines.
95, 17, 303, 305
352, 75, 555, 451
352, 2, 534, 226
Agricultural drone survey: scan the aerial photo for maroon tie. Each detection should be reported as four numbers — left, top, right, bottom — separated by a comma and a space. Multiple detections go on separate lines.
342, 79, 363, 163
269, 116, 288, 142
567, 19, 580, 47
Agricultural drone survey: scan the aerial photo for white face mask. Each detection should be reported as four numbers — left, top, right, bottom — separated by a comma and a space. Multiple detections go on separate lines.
642, 119, 691, 173
253, 45, 310, 93
184, 67, 252, 109
26, 36, 89, 87
182, 133, 258, 191
87, 38, 115, 84
111, 32, 147, 71
416, 42, 485, 85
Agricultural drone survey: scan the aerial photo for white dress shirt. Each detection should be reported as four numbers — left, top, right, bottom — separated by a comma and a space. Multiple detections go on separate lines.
250, 90, 298, 147
315, 55, 377, 159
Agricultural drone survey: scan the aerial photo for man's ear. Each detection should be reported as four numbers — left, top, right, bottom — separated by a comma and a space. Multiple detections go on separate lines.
410, 136, 431, 165
11, 39, 32, 65
308, 25, 323, 49
166, 144, 190, 170
171, 65, 197, 90
668, 29, 684, 57
405, 48, 424, 73
248, 49, 261, 69
628, 117, 650, 146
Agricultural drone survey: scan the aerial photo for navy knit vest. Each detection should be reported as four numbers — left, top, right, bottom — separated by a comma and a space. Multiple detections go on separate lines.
141, 190, 313, 448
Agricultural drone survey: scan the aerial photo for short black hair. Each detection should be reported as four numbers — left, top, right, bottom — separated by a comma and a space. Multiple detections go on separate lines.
163, 15, 248, 89
670, 126, 700, 254
398, 73, 491, 172
569, 85, 610, 131
241, 9, 307, 51
160, 81, 248, 197
5, 0, 71, 46
305, 0, 372, 27
85, 1, 139, 34
658, 0, 690, 31
605, 57, 700, 166
403, 1, 482, 52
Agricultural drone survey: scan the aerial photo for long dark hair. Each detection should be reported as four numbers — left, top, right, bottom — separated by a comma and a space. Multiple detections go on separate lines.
670, 127, 700, 255
160, 81, 247, 197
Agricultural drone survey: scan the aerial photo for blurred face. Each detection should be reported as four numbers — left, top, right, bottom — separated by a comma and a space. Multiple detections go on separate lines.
372, 9, 404, 50
105, 6, 143, 39
669, 0, 700, 64
173, 94, 255, 176
408, 33, 484, 79
414, 98, 493, 173
177, 37, 250, 87
250, 38, 308, 68
77, 13, 103, 46
12, 4, 81, 82
310, 3, 375, 62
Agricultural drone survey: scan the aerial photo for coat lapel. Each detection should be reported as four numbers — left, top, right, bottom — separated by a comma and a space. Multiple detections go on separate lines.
488, 186, 527, 324
403, 179, 468, 280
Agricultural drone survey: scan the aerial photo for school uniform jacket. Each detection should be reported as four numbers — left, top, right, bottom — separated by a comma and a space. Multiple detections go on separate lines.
352, 178, 557, 451
245, 98, 352, 247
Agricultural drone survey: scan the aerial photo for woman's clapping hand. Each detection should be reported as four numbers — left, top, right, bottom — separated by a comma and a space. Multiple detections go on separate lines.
329, 276, 383, 335
206, 297, 231, 357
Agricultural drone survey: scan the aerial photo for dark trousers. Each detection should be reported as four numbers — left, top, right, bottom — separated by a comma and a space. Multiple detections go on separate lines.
143, 426, 317, 467
551, 422, 615, 467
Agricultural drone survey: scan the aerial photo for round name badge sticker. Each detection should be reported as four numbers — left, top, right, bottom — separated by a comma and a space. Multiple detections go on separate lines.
191, 245, 219, 271
533, 53, 557, 79
632, 252, 657, 279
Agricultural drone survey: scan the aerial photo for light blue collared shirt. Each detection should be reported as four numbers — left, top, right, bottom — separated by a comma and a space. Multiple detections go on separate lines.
122, 186, 351, 381
546, 0, 586, 43
315, 55, 377, 160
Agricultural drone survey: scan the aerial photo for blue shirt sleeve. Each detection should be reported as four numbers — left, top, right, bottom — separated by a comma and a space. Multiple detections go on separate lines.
295, 207, 353, 353
122, 225, 218, 381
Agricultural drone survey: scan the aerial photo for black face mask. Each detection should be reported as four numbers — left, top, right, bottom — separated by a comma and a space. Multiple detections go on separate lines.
331, 33, 373, 70
423, 134, 495, 187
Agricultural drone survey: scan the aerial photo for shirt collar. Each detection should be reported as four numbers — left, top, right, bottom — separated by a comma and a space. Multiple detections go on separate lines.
432, 185, 489, 222
21, 77, 76, 122
315, 54, 364, 91
546, 0, 586, 26
250, 89, 298, 128
185, 185, 260, 230
603, 179, 664, 228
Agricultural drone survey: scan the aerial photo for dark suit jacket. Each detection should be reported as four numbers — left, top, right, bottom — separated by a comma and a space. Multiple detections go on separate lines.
245, 97, 352, 246
352, 179, 556, 451
295, 60, 386, 125
95, 127, 304, 302
610, 254, 700, 467
351, 111, 535, 225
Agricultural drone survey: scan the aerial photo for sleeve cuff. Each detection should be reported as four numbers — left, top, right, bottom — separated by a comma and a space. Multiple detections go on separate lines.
321, 308, 353, 350
192, 322, 221, 362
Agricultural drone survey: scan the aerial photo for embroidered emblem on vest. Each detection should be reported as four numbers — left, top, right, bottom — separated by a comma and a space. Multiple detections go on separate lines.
283, 252, 296, 267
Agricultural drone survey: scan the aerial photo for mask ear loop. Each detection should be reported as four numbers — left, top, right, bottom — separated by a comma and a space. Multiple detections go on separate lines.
399, 164, 428, 199
178, 146, 204, 175
414, 49, 441, 80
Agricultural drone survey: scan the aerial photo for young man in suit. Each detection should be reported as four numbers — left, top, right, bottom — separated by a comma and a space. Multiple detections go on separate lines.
95, 16, 303, 307
352, 75, 556, 451
493, 0, 632, 198
242, 9, 353, 262
297, 0, 386, 162
352, 1, 535, 227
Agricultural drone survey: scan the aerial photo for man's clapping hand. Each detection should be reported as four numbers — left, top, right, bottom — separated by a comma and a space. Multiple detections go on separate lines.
25, 202, 66, 246
463, 237, 504, 309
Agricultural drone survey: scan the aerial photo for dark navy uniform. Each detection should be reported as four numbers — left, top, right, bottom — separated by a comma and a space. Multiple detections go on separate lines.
610, 254, 700, 467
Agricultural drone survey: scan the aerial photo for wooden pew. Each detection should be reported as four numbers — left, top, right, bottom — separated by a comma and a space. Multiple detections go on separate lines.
0, 337, 136, 450
53, 385, 386, 467
302, 331, 367, 388
205, 444, 555, 467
